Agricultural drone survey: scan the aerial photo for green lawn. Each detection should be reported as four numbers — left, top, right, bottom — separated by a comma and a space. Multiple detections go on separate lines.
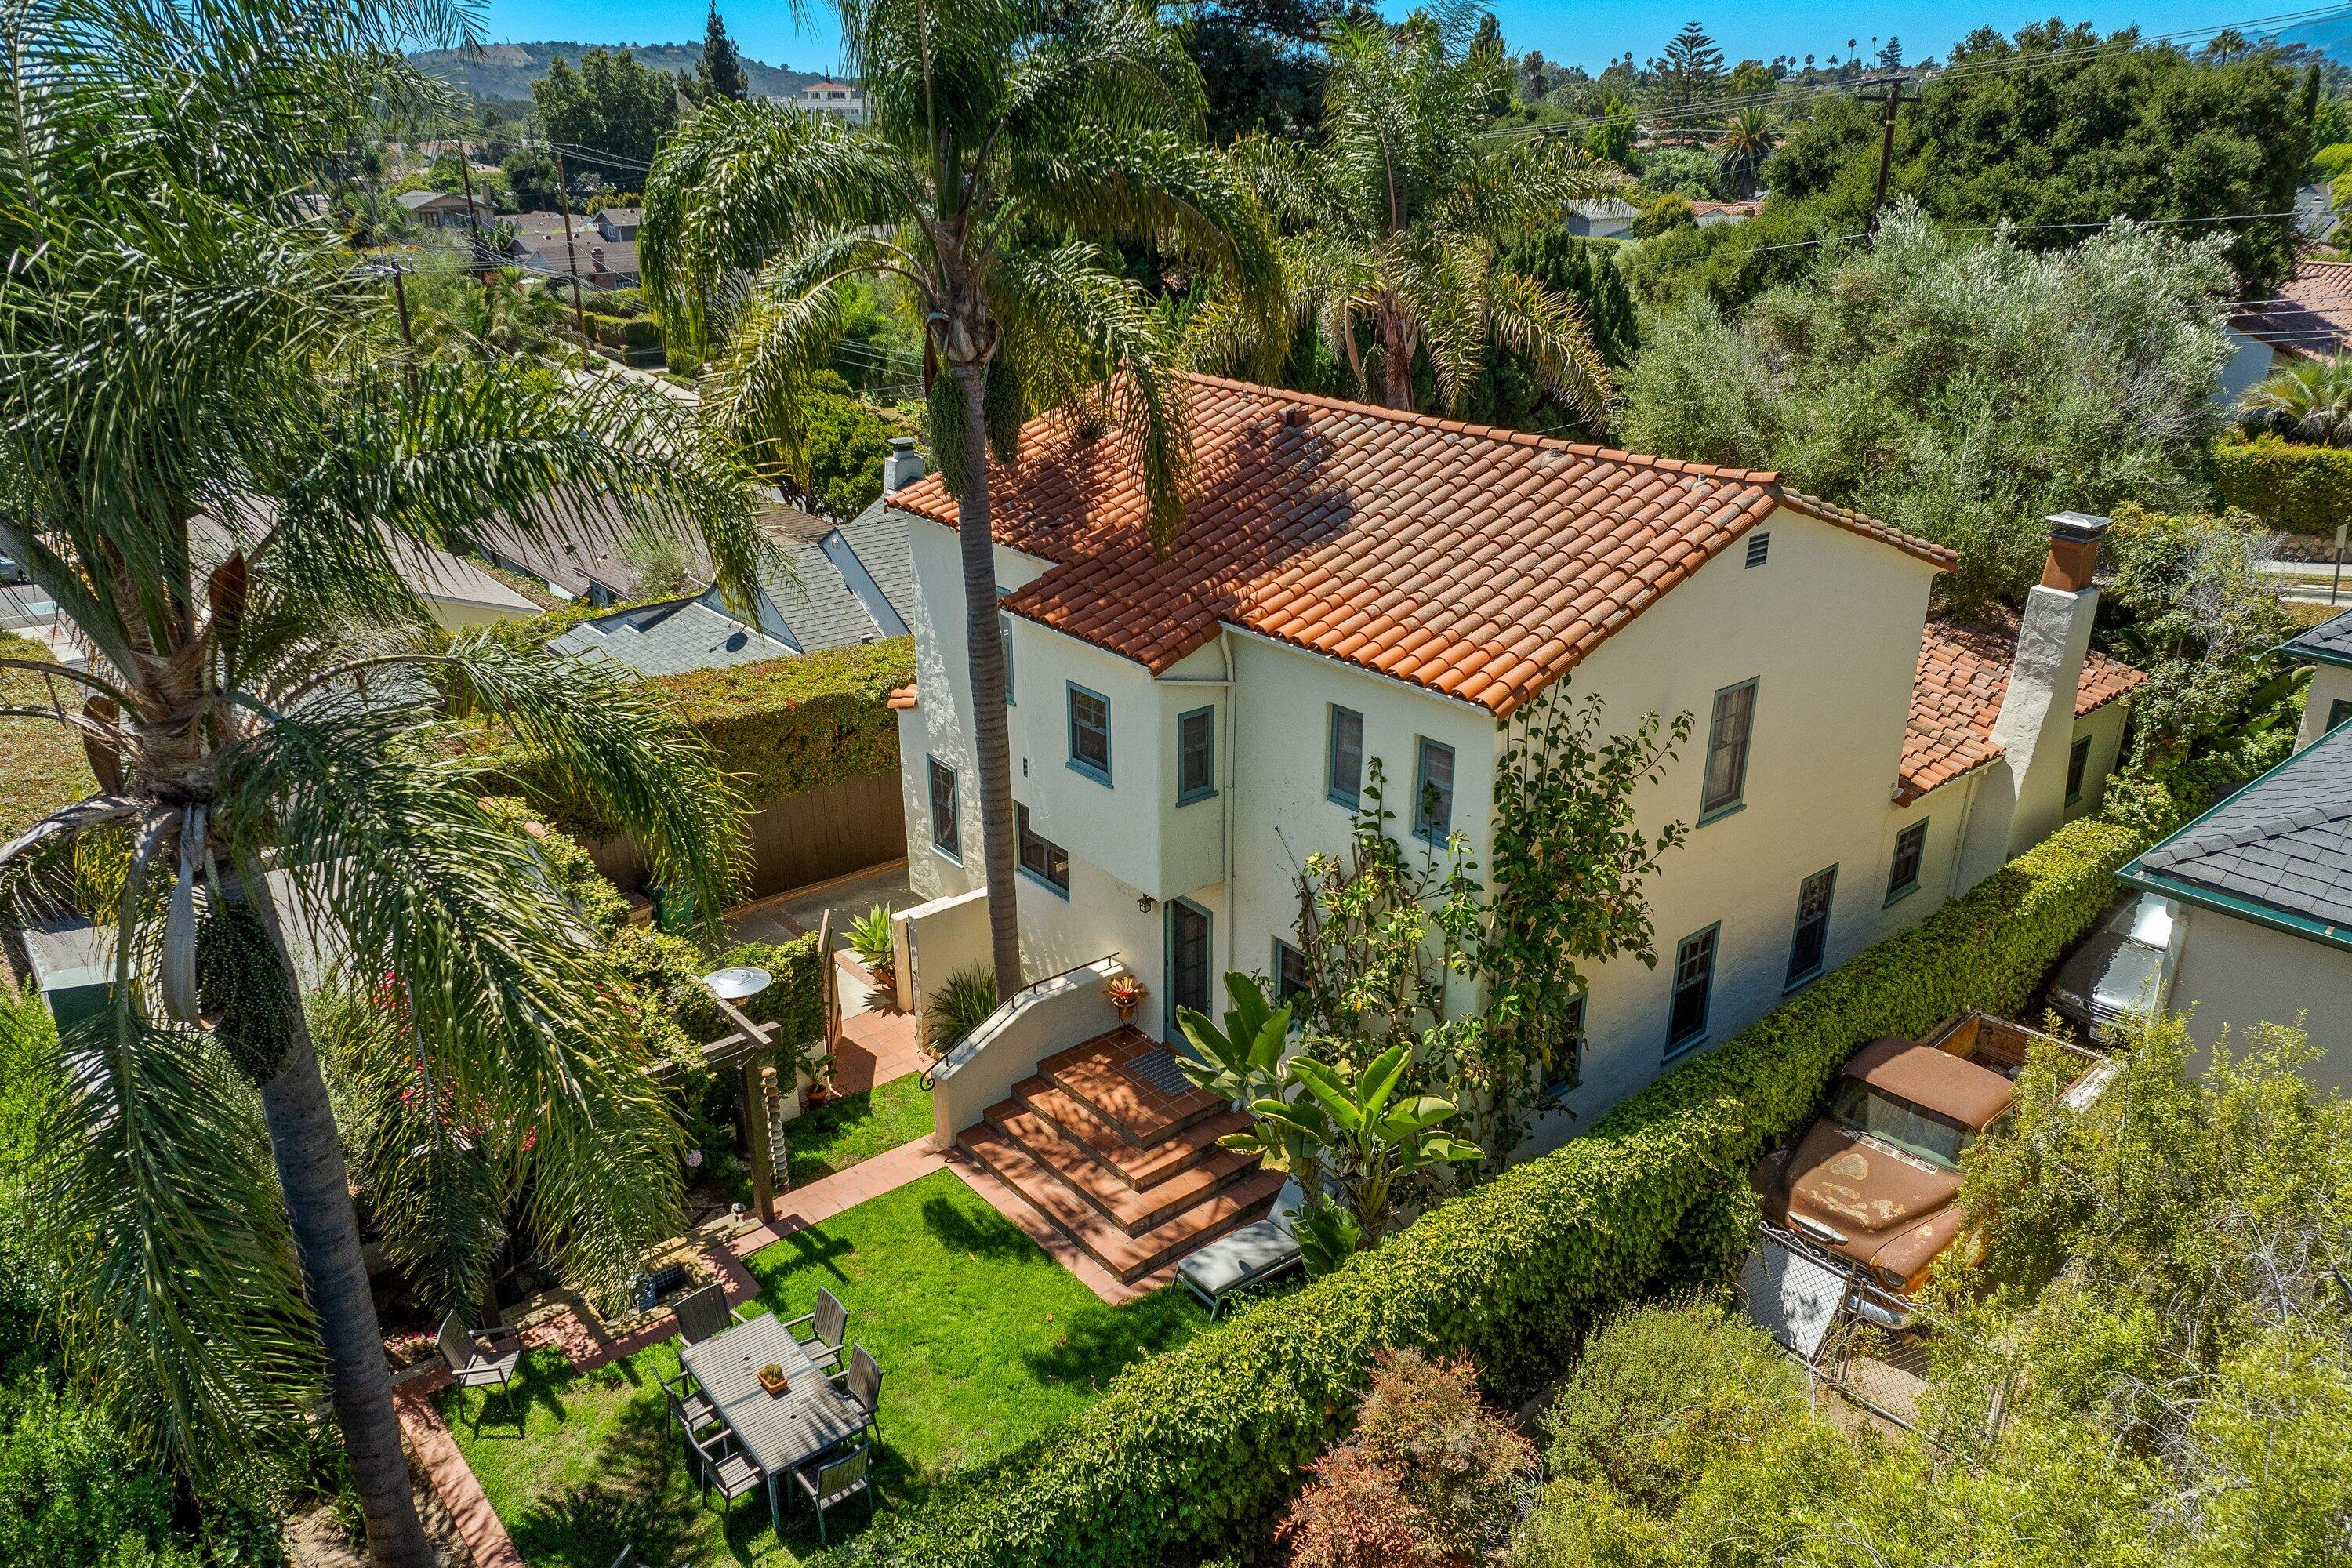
444, 1171, 1209, 1566
783, 1075, 933, 1189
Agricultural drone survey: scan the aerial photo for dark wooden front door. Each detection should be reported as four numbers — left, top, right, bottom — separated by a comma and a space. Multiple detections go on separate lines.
1166, 898, 1211, 1040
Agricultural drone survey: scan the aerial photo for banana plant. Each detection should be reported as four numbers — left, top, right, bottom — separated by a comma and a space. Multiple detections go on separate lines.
1174, 971, 1292, 1104
1224, 1039, 1481, 1255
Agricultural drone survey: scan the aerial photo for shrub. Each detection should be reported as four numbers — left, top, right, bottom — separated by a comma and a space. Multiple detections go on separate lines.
1278, 1348, 1534, 1568
0, 631, 96, 842
2209, 433, 2352, 537
923, 966, 997, 1055
616, 317, 662, 353
1538, 1301, 1805, 1515
821, 794, 2161, 1568
583, 310, 629, 349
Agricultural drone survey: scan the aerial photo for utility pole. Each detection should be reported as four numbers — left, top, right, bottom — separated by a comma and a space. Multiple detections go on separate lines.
1857, 74, 1917, 231
550, 142, 589, 347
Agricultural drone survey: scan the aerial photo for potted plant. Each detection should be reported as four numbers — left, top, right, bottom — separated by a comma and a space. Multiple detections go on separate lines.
847, 903, 896, 992
1106, 973, 1145, 1022
758, 1362, 789, 1396
795, 1037, 835, 1106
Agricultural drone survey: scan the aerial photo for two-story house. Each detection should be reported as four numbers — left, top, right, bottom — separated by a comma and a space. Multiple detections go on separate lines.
884, 376, 2142, 1163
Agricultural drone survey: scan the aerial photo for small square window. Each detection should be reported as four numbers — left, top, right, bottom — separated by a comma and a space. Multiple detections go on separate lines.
1327, 706, 1364, 808
2065, 732, 2092, 804
2329, 698, 2352, 732
927, 756, 959, 859
1700, 680, 1757, 820
1886, 818, 1929, 903
1745, 532, 1770, 568
1414, 738, 1456, 842
1667, 925, 1719, 1054
1272, 938, 1308, 1003
1787, 865, 1837, 987
1066, 684, 1111, 784
1015, 804, 1069, 896
1177, 706, 1216, 804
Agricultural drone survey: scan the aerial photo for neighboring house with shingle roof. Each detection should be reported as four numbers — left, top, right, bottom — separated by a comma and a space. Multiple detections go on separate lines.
2120, 723, 2352, 1091
2281, 605, 2352, 750
884, 376, 2143, 1134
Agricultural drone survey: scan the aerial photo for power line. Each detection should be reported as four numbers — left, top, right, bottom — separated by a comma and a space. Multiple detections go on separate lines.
1736, 205, 2303, 256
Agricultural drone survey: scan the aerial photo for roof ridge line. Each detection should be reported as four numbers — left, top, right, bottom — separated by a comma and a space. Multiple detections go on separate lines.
1178, 372, 1788, 488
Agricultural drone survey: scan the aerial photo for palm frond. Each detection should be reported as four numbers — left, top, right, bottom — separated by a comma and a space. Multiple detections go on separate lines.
1000, 0, 1204, 141
1486, 265, 1613, 430
702, 227, 902, 475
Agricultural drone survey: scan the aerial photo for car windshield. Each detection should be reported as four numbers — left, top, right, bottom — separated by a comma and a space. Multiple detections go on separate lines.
1828, 1077, 1972, 1170
2094, 942, 2165, 1014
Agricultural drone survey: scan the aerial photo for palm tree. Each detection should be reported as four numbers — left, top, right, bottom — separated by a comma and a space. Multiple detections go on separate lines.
1196, 7, 1620, 421
1715, 104, 1776, 198
2240, 354, 2352, 448
641, 0, 1282, 997
0, 2, 765, 1565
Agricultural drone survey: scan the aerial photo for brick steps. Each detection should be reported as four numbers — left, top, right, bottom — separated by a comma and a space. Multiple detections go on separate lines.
1037, 1027, 1224, 1147
959, 1123, 1283, 1283
982, 1100, 1258, 1232
1011, 1076, 1251, 1190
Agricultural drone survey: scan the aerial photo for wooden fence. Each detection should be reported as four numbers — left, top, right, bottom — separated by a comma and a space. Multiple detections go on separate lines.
589, 770, 906, 902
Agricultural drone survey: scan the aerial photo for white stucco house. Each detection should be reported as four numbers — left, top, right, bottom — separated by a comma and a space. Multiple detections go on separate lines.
2285, 606, 2352, 750
880, 376, 2144, 1214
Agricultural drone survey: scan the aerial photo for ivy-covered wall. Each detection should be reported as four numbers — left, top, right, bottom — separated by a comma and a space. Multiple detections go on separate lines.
2211, 434, 2352, 537
819, 794, 2165, 1568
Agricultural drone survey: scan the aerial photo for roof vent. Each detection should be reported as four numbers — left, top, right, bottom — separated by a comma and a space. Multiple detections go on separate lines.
1281, 405, 1311, 429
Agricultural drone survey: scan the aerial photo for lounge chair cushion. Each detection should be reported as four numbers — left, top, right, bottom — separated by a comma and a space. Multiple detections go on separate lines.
1179, 1217, 1301, 1299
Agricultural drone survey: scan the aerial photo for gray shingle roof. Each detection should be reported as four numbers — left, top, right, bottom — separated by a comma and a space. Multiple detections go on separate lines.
2131, 723, 2352, 938
549, 597, 790, 677
2282, 607, 2352, 669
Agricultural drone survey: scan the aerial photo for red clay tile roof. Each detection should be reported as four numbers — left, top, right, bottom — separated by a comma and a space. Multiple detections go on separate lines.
886, 375, 1954, 717
1896, 621, 2147, 804
2230, 259, 2352, 361
887, 684, 918, 710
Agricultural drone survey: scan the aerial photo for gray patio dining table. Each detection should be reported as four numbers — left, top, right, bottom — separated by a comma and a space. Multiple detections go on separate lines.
678, 1313, 869, 1528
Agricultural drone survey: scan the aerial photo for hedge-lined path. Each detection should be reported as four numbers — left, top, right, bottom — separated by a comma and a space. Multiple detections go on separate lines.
830, 951, 925, 1097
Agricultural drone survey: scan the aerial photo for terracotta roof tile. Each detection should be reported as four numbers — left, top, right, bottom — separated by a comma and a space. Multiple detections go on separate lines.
1896, 621, 2146, 804
2231, 258, 2352, 361
887, 376, 1955, 715
886, 684, 918, 711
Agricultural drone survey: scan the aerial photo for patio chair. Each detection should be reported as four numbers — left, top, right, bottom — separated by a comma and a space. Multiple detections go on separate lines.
831, 1344, 883, 1437
608, 1549, 657, 1568
688, 1423, 775, 1533
435, 1312, 524, 1432
783, 1287, 848, 1372
794, 1442, 875, 1547
655, 1367, 720, 1439
670, 1283, 742, 1346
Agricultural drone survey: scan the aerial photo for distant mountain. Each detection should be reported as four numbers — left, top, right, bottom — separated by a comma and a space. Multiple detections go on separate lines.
2273, 16, 2352, 63
410, 41, 823, 102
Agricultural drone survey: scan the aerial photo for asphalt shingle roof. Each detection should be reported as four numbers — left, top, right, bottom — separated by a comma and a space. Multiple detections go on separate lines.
884, 374, 1955, 717
2134, 723, 2352, 935
2282, 606, 2352, 669
1896, 620, 2146, 804
549, 597, 789, 677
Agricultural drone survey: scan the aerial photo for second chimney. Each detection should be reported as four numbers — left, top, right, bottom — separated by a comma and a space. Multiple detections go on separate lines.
2040, 510, 2108, 593
883, 436, 926, 495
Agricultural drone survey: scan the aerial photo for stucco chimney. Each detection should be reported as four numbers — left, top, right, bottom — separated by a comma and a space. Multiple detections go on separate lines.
1956, 514, 2109, 885
883, 436, 926, 494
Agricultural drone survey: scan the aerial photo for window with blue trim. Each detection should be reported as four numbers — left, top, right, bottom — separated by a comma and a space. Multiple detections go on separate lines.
1015, 804, 1069, 896
1786, 866, 1836, 987
1700, 679, 1757, 820
1000, 613, 1015, 705
1886, 819, 1928, 903
1066, 683, 1110, 783
1666, 924, 1718, 1054
1414, 737, 1455, 842
1176, 706, 1216, 804
1327, 706, 1363, 808
927, 757, 959, 859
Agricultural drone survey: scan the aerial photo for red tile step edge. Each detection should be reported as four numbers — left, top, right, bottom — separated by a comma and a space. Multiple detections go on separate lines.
982, 1099, 1261, 1232
1011, 1076, 1251, 1190
1037, 1030, 1223, 1149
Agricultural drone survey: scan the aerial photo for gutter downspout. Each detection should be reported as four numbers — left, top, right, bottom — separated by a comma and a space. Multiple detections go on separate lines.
1221, 627, 1239, 978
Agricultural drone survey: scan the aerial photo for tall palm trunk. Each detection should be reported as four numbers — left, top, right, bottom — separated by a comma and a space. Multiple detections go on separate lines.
951, 359, 1022, 996
248, 879, 434, 1568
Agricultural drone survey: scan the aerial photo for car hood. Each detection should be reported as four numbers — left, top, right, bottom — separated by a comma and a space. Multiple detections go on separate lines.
1759, 1118, 1963, 1275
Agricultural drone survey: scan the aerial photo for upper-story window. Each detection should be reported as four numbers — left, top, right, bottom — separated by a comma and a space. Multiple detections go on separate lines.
1066, 683, 1111, 784
1414, 737, 1455, 842
1700, 678, 1758, 821
2332, 698, 2352, 732
1015, 804, 1069, 896
927, 756, 960, 860
1000, 612, 1015, 705
1176, 706, 1217, 804
1666, 924, 1719, 1055
1272, 937, 1309, 1003
2065, 733, 2092, 804
1327, 705, 1364, 809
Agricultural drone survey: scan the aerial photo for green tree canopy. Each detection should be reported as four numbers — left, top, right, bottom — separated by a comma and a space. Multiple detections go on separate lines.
684, 2, 749, 107
532, 46, 680, 181
1174, 0, 1345, 142
1620, 205, 2232, 610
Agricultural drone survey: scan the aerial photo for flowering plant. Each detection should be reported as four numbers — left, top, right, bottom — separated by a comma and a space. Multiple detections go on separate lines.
1106, 975, 1145, 1010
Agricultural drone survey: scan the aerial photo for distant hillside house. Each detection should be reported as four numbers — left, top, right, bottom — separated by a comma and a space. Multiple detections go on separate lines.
597, 207, 641, 241
1566, 197, 1640, 239
504, 211, 637, 289
2221, 256, 2352, 402
396, 189, 474, 229
793, 79, 867, 124
1690, 199, 1759, 227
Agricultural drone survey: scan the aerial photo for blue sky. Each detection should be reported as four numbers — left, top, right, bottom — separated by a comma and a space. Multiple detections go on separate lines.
468, 0, 2326, 76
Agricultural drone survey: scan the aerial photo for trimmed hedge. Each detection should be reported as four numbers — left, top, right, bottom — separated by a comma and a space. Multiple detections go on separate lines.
2211, 434, 2352, 537
822, 799, 2163, 1568
656, 638, 911, 806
